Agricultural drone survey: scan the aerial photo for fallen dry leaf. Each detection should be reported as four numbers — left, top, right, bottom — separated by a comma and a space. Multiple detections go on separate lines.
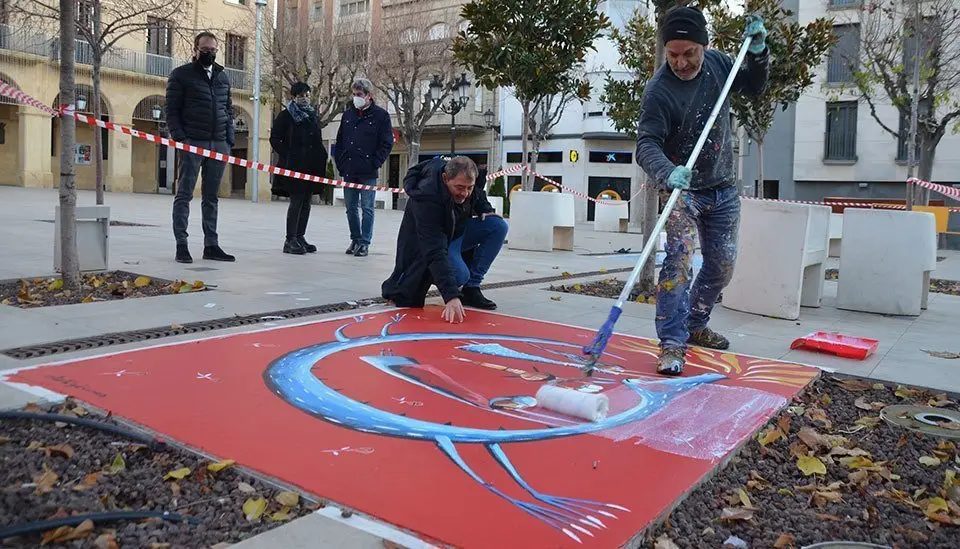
895, 385, 924, 399
797, 455, 827, 476
550, 296, 562, 301
854, 397, 886, 411
23, 402, 43, 413
719, 507, 754, 521
0, 436, 9, 445
46, 443, 75, 459
836, 378, 874, 391
921, 349, 960, 359
134, 276, 152, 288
207, 459, 235, 473
47, 278, 63, 291
238, 482, 257, 494
103, 452, 126, 475
40, 518, 94, 544
270, 507, 295, 522
758, 425, 783, 446
243, 497, 267, 521
805, 406, 833, 429
164, 467, 192, 480
653, 534, 681, 549
841, 455, 875, 469
815, 513, 842, 521
798, 427, 830, 451
789, 441, 810, 459
149, 544, 171, 549
919, 456, 942, 467
855, 416, 882, 427
34, 469, 58, 494
773, 533, 795, 548
778, 488, 795, 496
93, 532, 119, 549
848, 470, 870, 485
737, 488, 754, 509
27, 440, 45, 450
276, 491, 300, 507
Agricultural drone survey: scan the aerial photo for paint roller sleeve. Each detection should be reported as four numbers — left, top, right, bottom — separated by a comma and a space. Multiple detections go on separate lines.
535, 385, 610, 422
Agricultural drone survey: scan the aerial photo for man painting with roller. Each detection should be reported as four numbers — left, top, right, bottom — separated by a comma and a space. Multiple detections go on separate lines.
635, 7, 769, 375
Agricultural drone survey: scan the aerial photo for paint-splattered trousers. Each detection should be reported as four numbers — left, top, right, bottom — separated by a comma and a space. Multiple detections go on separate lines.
655, 184, 741, 350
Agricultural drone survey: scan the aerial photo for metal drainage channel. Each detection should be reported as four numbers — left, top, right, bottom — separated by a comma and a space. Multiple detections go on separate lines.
1, 267, 631, 360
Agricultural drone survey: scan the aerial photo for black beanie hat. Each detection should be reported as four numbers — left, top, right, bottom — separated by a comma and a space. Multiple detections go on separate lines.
290, 82, 310, 96
661, 6, 709, 46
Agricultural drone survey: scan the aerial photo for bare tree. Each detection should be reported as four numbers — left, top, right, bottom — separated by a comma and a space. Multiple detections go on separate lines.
367, 6, 459, 170
524, 65, 590, 181
23, 0, 191, 205
831, 0, 960, 205
58, 0, 80, 290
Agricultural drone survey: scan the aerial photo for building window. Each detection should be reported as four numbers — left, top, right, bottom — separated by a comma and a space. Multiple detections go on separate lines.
339, 0, 368, 16
903, 16, 937, 79
824, 101, 858, 161
588, 151, 633, 164
427, 23, 449, 41
146, 17, 173, 56
828, 0, 860, 7
76, 0, 94, 33
225, 34, 246, 70
311, 1, 323, 21
340, 42, 367, 64
506, 151, 562, 163
474, 85, 482, 113
827, 24, 859, 83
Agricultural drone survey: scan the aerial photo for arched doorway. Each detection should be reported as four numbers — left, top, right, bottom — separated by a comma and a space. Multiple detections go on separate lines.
51, 84, 110, 192
229, 107, 252, 198
131, 95, 174, 194
0, 72, 22, 187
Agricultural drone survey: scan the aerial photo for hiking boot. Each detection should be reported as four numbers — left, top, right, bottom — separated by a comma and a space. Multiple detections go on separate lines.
656, 347, 686, 376
461, 286, 496, 310
283, 238, 306, 255
203, 245, 236, 262
688, 326, 730, 350
175, 244, 192, 264
354, 244, 369, 257
298, 236, 317, 253
345, 241, 359, 255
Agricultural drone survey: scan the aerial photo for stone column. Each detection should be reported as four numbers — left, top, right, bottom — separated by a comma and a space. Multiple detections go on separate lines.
107, 117, 134, 193
17, 108, 54, 188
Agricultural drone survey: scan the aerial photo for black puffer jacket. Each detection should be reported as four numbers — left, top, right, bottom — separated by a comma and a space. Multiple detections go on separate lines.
165, 60, 235, 146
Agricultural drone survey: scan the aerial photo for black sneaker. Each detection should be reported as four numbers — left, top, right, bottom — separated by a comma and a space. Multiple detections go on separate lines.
176, 244, 192, 264
461, 286, 496, 310
345, 241, 359, 255
298, 237, 317, 253
203, 245, 236, 262
283, 238, 306, 255
354, 244, 369, 257
688, 326, 730, 350
656, 347, 686, 376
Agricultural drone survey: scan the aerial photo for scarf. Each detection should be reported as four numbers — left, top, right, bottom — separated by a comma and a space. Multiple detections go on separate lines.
287, 100, 314, 124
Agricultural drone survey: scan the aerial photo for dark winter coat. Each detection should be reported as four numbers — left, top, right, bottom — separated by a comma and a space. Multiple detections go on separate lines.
269, 107, 329, 196
381, 158, 495, 307
165, 60, 235, 146
333, 101, 394, 180
635, 47, 769, 191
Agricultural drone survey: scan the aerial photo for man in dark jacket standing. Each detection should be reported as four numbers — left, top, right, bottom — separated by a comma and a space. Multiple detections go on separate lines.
382, 156, 508, 324
166, 31, 236, 264
635, 7, 769, 375
334, 78, 394, 258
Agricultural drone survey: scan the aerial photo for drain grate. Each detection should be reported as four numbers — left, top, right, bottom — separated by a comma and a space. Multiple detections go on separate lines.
1, 267, 630, 360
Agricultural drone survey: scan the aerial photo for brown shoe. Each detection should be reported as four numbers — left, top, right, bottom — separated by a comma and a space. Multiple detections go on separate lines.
656, 347, 686, 376
688, 327, 729, 350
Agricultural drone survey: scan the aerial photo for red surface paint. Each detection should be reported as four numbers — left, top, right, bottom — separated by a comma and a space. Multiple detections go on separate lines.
6, 308, 817, 548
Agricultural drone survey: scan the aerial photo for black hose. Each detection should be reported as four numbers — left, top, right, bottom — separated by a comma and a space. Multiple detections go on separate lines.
0, 511, 199, 540
0, 411, 166, 449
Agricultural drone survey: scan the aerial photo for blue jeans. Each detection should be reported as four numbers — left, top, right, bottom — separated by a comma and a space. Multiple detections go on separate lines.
343, 182, 376, 246
448, 216, 509, 287
656, 185, 740, 350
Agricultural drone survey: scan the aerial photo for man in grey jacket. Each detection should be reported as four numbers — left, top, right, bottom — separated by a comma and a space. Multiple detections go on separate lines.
635, 7, 769, 375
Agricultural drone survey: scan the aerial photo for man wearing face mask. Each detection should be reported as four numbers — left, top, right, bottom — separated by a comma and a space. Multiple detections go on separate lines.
334, 78, 395, 258
634, 7, 769, 376
165, 31, 236, 264
382, 156, 508, 324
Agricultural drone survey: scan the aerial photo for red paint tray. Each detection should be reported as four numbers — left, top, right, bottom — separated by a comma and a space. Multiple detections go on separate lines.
790, 331, 880, 360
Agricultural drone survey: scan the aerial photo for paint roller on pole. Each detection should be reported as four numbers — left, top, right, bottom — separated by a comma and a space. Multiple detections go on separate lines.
580, 32, 755, 376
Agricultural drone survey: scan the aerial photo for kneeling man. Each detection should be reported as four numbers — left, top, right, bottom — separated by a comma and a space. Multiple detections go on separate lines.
382, 156, 508, 324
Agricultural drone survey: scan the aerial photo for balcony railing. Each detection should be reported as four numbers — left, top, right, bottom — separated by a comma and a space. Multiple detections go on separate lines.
0, 23, 252, 90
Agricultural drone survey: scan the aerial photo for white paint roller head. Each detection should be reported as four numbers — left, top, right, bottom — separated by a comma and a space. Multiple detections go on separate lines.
535, 385, 609, 422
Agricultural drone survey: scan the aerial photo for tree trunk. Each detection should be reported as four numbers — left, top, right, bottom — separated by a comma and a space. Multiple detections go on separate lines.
529, 144, 540, 188
93, 0, 104, 204
520, 101, 532, 191
59, 0, 80, 290
405, 135, 421, 174
915, 137, 936, 206
756, 139, 765, 199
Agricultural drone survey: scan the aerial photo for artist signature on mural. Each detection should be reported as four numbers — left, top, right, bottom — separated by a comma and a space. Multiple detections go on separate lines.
321, 446, 375, 456
47, 375, 108, 398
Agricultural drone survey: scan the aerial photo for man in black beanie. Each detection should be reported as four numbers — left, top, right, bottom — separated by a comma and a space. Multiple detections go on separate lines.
635, 7, 769, 376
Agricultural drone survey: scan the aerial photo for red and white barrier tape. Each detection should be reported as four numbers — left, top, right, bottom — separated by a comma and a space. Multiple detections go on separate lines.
908, 177, 960, 201
522, 167, 648, 206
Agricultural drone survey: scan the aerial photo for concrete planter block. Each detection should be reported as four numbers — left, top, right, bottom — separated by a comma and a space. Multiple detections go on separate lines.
594, 201, 629, 233
836, 209, 937, 316
487, 196, 504, 217
722, 200, 831, 320
828, 213, 843, 257
333, 187, 390, 210
506, 191, 576, 252
54, 205, 110, 273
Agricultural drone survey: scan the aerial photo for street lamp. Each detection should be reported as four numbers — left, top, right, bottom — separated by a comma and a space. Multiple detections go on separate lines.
251, 0, 268, 203
430, 72, 471, 155
482, 109, 500, 133
151, 104, 162, 122
76, 94, 87, 111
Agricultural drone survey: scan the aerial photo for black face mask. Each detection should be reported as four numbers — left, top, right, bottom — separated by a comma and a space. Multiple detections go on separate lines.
197, 51, 216, 67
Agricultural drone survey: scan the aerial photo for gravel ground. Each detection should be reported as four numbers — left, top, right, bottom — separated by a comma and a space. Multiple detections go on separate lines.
644, 375, 960, 549
825, 269, 959, 296
0, 272, 209, 309
0, 400, 314, 548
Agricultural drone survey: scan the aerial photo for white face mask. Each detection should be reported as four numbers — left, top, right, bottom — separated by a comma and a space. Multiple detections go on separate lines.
352, 95, 366, 109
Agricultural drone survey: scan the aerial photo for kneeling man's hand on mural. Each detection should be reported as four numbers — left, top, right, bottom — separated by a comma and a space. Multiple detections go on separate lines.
443, 298, 466, 324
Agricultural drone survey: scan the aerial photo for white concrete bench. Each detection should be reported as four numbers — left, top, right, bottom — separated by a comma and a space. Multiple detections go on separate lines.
487, 196, 504, 216
828, 213, 842, 257
722, 200, 832, 320
333, 187, 391, 210
593, 200, 629, 232
836, 208, 937, 316
506, 191, 575, 252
